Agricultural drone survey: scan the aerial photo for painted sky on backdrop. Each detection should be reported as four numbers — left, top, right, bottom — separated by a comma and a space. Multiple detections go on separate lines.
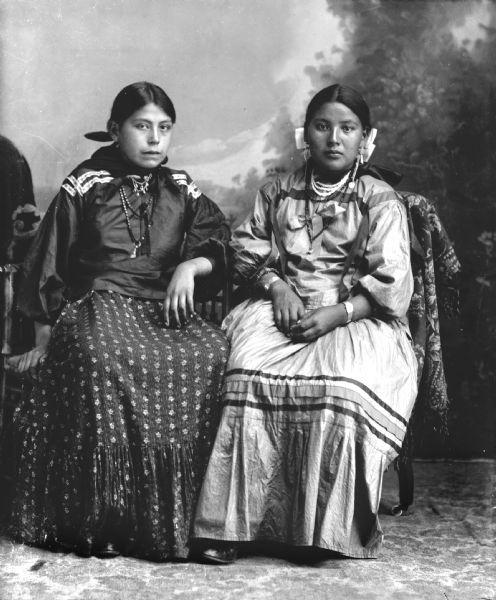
0, 0, 491, 205
0, 0, 342, 201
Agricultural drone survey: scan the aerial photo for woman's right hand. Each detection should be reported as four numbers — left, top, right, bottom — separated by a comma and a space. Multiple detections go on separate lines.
6, 345, 47, 380
269, 279, 305, 335
6, 322, 51, 380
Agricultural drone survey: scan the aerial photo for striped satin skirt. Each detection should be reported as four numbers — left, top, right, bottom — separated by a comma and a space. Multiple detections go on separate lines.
194, 298, 417, 558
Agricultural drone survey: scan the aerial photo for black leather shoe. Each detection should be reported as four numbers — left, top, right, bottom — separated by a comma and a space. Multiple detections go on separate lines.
94, 542, 120, 559
201, 545, 238, 565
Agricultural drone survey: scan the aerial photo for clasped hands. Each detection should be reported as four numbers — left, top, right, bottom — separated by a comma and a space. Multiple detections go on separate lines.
269, 279, 346, 342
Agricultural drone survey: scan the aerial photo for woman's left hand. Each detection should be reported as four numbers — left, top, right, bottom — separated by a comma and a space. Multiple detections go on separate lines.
289, 305, 346, 342
164, 262, 196, 327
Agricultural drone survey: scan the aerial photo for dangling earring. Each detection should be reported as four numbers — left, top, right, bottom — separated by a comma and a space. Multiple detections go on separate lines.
348, 156, 361, 190
303, 144, 311, 162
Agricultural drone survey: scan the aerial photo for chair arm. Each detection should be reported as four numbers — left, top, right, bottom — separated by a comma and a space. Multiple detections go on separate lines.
1, 264, 21, 356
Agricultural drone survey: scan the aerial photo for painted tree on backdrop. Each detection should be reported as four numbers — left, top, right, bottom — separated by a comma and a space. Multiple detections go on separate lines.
226, 106, 306, 227
197, 168, 263, 229
200, 108, 304, 228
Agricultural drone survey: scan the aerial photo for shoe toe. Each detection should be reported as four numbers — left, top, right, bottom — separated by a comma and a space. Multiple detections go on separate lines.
201, 546, 237, 565
95, 542, 120, 559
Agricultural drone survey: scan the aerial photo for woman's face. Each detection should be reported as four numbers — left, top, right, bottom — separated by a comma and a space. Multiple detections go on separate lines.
306, 101, 366, 181
110, 102, 173, 169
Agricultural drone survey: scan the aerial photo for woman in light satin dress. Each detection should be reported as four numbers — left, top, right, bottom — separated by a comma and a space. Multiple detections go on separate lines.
194, 84, 418, 563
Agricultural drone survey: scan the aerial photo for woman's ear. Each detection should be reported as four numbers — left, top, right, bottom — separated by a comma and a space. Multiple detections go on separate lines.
360, 126, 371, 146
108, 120, 120, 143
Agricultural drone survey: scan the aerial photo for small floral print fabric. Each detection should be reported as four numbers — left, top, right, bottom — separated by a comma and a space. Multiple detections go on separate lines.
8, 290, 229, 560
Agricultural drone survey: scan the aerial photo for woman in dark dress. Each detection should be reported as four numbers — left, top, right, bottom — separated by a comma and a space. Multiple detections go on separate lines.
7, 81, 230, 561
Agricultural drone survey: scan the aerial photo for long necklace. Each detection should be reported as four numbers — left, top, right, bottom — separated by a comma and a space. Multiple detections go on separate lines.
305, 168, 352, 253
119, 178, 155, 258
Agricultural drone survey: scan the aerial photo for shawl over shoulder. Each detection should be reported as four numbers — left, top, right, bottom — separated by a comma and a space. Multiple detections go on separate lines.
401, 192, 461, 436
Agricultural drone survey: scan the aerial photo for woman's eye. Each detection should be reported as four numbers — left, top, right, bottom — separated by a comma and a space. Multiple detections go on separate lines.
136, 123, 148, 130
160, 124, 172, 132
315, 122, 329, 131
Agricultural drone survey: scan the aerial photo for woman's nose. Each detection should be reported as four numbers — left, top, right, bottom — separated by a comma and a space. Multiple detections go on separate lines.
328, 127, 340, 144
148, 128, 159, 144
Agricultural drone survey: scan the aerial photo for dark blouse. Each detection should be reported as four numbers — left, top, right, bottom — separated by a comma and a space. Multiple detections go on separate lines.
20, 145, 230, 324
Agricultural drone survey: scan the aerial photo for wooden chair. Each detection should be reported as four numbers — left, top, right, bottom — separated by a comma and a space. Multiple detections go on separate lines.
392, 191, 460, 514
0, 264, 30, 433
0, 263, 34, 517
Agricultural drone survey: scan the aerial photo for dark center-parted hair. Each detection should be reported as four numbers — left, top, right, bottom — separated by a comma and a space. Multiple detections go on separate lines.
304, 84, 371, 137
107, 81, 176, 128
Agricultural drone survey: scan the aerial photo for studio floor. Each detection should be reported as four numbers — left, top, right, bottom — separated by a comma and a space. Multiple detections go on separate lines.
0, 460, 494, 600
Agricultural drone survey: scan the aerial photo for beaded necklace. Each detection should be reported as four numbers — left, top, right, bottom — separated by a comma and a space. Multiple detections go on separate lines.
304, 168, 352, 252
119, 174, 155, 258
310, 169, 350, 197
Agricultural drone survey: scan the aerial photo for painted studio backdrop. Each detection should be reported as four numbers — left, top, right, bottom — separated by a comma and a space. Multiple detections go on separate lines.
1, 0, 495, 458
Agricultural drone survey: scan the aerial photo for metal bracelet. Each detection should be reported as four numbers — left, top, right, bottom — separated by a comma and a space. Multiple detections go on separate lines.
342, 300, 354, 324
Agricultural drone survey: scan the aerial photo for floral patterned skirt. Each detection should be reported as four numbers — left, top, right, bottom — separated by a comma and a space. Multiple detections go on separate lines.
7, 290, 229, 560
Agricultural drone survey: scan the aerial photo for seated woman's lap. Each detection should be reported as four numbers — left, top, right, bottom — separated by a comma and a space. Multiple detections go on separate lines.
224, 298, 416, 414
21, 290, 229, 449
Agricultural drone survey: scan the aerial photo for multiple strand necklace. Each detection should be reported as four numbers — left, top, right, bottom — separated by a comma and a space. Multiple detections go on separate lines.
304, 168, 353, 253
310, 169, 351, 198
119, 174, 155, 258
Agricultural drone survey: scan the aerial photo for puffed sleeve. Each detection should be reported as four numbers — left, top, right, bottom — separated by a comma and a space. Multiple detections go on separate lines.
181, 177, 231, 300
353, 197, 413, 319
18, 184, 80, 324
230, 179, 277, 284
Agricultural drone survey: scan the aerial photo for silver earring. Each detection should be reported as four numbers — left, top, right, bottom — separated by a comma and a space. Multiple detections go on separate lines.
303, 144, 311, 162
348, 156, 361, 190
